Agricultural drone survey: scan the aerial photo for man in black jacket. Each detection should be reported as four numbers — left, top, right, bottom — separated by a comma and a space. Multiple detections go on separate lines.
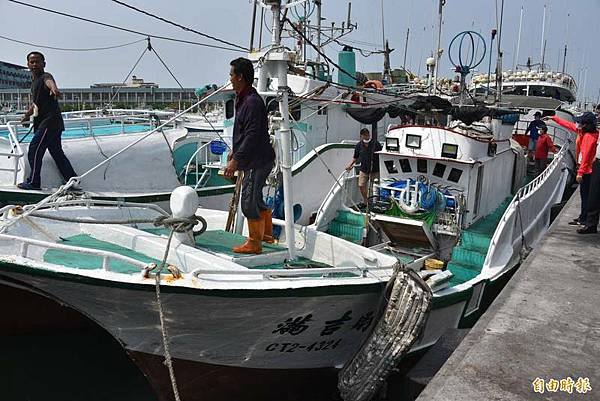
346, 128, 382, 205
18, 51, 76, 190
224, 58, 275, 254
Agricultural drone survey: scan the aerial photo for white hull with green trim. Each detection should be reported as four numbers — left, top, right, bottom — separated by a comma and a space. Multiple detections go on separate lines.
0, 201, 428, 372
314, 115, 575, 351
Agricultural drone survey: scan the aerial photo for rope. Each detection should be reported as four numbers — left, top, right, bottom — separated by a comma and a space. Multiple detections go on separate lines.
107, 45, 148, 107
148, 42, 231, 149
515, 192, 531, 260
26, 212, 207, 236
0, 35, 146, 51
7, 0, 243, 52
110, 0, 247, 51
283, 16, 357, 84
153, 230, 179, 400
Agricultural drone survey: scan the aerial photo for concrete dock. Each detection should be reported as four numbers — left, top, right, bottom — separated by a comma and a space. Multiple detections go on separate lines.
417, 192, 600, 400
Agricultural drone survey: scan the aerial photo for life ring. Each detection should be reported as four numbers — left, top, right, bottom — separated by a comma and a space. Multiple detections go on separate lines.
364, 80, 384, 90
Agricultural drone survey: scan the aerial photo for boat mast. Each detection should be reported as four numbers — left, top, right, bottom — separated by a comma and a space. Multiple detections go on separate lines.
540, 4, 547, 70
249, 0, 258, 51
432, 0, 445, 95
403, 0, 411, 69
562, 13, 569, 73
495, 0, 505, 102
315, 0, 322, 64
266, 0, 297, 259
513, 4, 523, 71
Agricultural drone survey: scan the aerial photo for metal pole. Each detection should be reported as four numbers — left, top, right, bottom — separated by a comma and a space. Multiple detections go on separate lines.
495, 0, 505, 102
513, 5, 523, 70
540, 4, 546, 70
432, 0, 444, 95
562, 13, 569, 73
249, 0, 258, 52
258, 6, 265, 49
270, 1, 296, 259
487, 31, 495, 97
315, 0, 322, 64
403, 28, 410, 69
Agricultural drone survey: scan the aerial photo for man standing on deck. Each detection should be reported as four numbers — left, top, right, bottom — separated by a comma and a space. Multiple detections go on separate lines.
525, 111, 545, 161
224, 57, 275, 254
346, 128, 383, 206
18, 51, 76, 190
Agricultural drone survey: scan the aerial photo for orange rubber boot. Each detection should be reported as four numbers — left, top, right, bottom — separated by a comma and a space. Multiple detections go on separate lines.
232, 218, 264, 254
261, 209, 275, 244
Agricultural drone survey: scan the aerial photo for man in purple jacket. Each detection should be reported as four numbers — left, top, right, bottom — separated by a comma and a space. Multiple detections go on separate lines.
224, 58, 275, 254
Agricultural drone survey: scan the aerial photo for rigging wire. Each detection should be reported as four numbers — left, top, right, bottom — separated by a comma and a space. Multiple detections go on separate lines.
107, 44, 149, 107
7, 0, 244, 52
282, 16, 357, 85
109, 0, 247, 51
0, 35, 146, 51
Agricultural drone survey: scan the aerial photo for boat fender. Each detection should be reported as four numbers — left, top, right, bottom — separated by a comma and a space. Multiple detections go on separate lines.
364, 80, 384, 90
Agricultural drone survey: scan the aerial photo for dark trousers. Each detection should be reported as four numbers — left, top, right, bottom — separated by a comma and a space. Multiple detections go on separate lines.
578, 173, 592, 223
241, 165, 271, 219
27, 128, 76, 187
585, 159, 600, 227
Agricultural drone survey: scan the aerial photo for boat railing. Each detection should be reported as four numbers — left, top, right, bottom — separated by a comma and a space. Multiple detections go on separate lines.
183, 141, 213, 188
190, 264, 391, 280
433, 192, 463, 235
1, 122, 26, 185
0, 233, 150, 272
513, 119, 572, 146
481, 129, 573, 276
0, 222, 390, 280
0, 199, 169, 224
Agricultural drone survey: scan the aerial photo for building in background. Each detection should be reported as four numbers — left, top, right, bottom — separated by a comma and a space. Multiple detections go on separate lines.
0, 61, 30, 90
0, 74, 196, 111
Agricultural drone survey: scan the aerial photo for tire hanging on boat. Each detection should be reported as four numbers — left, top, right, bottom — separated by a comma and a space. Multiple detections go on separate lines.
338, 264, 432, 401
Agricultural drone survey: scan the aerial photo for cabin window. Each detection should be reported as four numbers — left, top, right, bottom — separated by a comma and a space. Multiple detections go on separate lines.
399, 159, 412, 173
384, 160, 398, 174
417, 159, 427, 173
448, 168, 463, 183
433, 163, 446, 178
385, 137, 399, 151
225, 99, 234, 119
405, 134, 422, 149
441, 143, 459, 159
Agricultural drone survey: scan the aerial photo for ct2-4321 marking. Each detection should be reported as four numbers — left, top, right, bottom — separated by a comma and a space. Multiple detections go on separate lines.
265, 339, 342, 353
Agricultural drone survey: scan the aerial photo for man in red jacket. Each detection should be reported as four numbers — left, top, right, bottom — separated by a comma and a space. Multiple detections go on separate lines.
534, 124, 556, 175
549, 112, 599, 228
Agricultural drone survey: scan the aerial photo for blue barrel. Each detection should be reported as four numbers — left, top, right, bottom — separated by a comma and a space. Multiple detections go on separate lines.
210, 140, 227, 155
338, 49, 356, 87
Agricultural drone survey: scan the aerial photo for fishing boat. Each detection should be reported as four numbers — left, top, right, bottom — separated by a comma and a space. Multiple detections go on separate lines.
0, 3, 435, 401
313, 97, 575, 353
470, 68, 577, 103
0, 2, 417, 226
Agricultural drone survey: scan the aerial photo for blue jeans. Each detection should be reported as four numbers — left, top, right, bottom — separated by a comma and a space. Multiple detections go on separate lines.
27, 128, 76, 188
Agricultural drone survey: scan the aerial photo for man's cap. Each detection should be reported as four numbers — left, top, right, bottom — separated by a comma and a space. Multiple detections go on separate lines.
534, 111, 542, 117
574, 111, 597, 125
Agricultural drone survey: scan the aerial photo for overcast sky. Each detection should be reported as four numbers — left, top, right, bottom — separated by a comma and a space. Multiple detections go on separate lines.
1, 0, 598, 104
